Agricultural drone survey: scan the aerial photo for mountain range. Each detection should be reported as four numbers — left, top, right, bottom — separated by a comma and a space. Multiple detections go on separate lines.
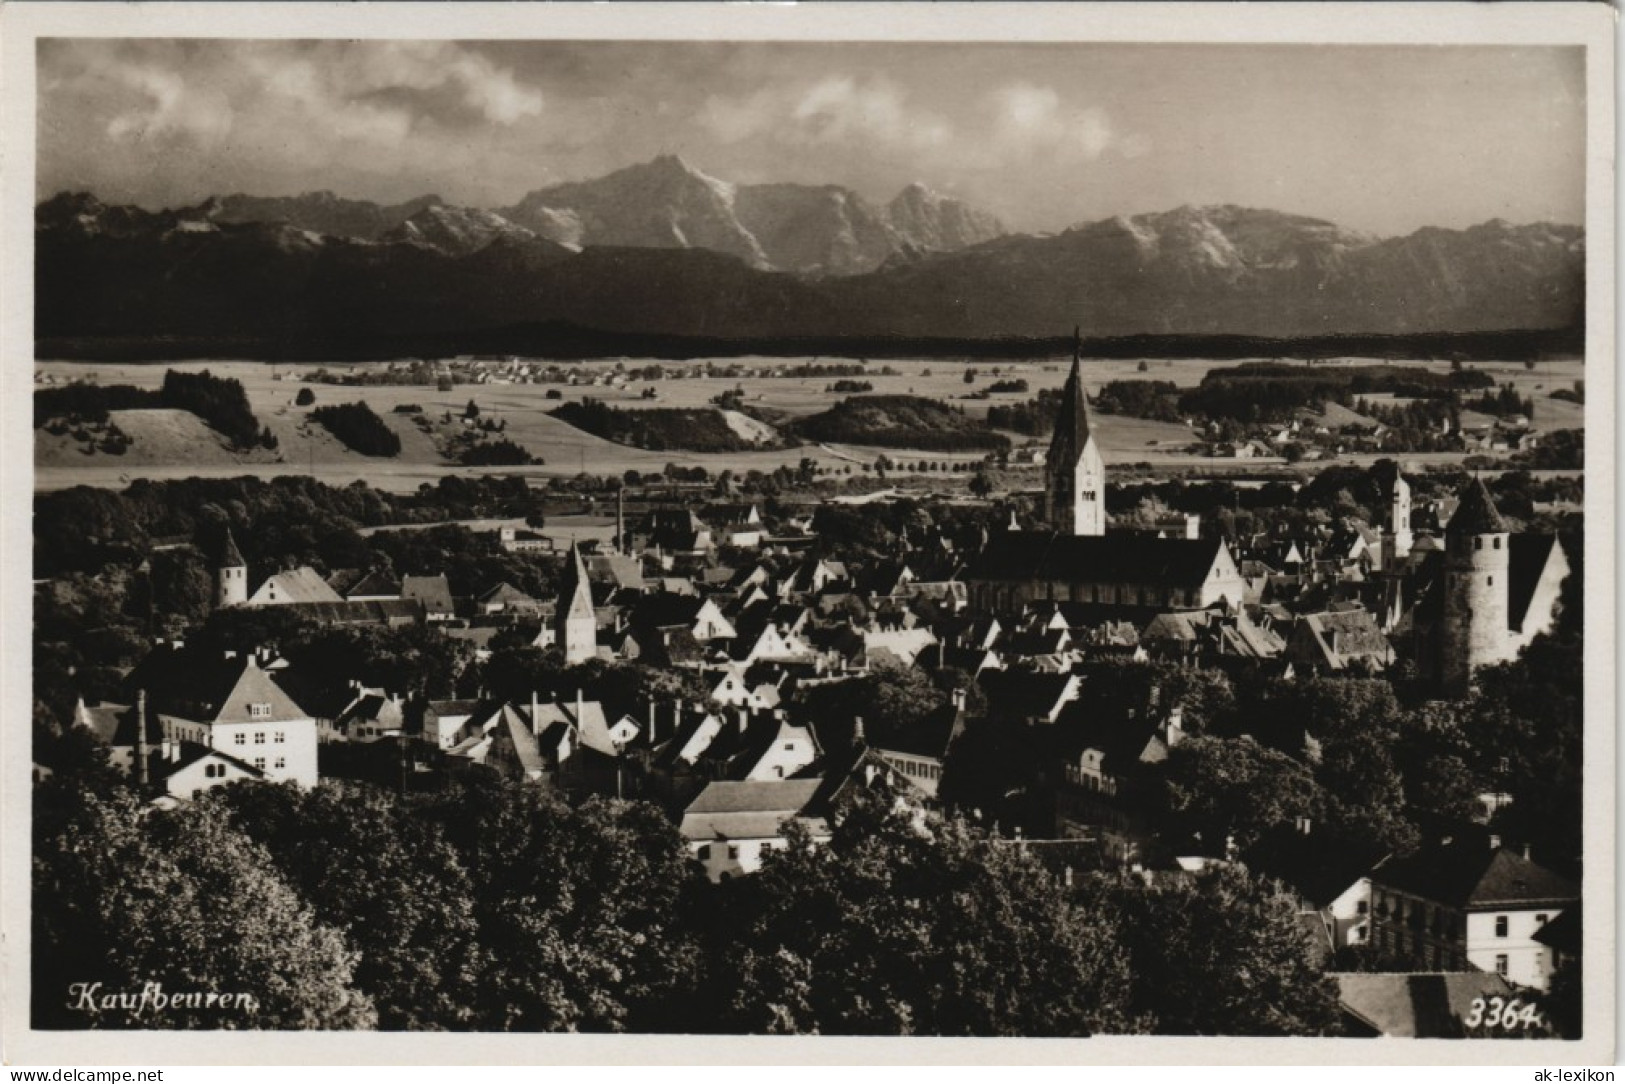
36, 156, 1584, 349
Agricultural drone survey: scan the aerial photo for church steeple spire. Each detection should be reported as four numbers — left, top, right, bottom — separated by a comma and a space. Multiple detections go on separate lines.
555, 542, 597, 665
1044, 328, 1106, 536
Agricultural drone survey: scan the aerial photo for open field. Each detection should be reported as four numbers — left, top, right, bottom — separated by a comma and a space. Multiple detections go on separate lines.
33, 355, 1586, 493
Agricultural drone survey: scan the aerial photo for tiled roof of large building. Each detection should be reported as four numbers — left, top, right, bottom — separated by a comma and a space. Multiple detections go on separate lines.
253, 567, 344, 604
964, 531, 1225, 590
1335, 972, 1515, 1038
679, 779, 827, 841
126, 650, 313, 725
1371, 842, 1578, 912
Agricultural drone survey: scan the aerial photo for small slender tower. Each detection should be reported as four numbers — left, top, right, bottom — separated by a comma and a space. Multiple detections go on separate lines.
216, 527, 248, 609
555, 541, 597, 665
1382, 466, 1414, 568
1044, 329, 1106, 536
1439, 476, 1511, 695
617, 484, 628, 557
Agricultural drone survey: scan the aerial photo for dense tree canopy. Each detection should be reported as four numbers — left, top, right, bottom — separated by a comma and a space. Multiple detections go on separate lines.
701, 793, 1140, 1036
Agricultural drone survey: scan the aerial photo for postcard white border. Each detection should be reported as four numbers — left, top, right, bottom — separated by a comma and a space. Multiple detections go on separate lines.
1, 1, 1614, 1067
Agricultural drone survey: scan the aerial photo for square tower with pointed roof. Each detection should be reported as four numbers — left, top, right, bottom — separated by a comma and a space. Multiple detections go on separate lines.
1044, 333, 1106, 537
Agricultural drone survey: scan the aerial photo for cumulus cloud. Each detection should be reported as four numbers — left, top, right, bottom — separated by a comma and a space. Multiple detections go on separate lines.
987, 82, 1129, 161
701, 75, 951, 151
101, 63, 234, 144
56, 39, 544, 157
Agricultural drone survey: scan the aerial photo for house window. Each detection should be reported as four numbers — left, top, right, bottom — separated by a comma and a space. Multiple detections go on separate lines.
727, 845, 739, 860
274, 757, 286, 769
1357, 901, 1369, 915
254, 732, 266, 745
1495, 915, 1509, 938
254, 757, 265, 770
1487, 576, 1494, 587
234, 733, 246, 746
1493, 537, 1502, 550
698, 844, 711, 860
249, 703, 271, 719
274, 731, 286, 744
1495, 954, 1509, 976
783, 742, 795, 751
1536, 914, 1549, 926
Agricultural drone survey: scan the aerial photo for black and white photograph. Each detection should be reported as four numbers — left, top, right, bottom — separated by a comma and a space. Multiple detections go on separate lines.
3, 1, 1614, 1066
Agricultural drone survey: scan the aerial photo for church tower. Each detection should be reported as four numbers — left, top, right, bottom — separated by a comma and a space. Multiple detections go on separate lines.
1382, 466, 1414, 568
1044, 331, 1106, 536
555, 542, 597, 665
216, 527, 248, 609
1439, 477, 1511, 695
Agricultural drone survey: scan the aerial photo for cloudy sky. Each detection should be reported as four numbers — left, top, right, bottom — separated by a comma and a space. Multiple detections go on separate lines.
37, 39, 1584, 236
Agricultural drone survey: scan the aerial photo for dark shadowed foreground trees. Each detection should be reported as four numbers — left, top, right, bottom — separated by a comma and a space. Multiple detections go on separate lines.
33, 786, 376, 1029
1078, 864, 1343, 1036
35, 768, 1346, 1035
698, 793, 1143, 1036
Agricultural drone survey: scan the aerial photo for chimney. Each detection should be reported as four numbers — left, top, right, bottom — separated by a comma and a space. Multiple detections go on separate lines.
1488, 833, 1501, 851
575, 686, 585, 724
853, 715, 866, 746
134, 690, 150, 789
952, 687, 967, 713
162, 738, 177, 763
530, 690, 541, 737
647, 699, 657, 745
1522, 843, 1532, 862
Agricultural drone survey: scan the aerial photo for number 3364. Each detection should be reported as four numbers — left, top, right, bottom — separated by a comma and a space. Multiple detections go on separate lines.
1466, 996, 1544, 1031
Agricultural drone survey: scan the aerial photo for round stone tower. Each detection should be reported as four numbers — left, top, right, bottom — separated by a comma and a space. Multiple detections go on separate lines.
1439, 477, 1510, 695
217, 527, 248, 609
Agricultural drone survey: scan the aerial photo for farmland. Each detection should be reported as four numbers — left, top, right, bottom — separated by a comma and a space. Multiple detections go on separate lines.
33, 355, 1586, 493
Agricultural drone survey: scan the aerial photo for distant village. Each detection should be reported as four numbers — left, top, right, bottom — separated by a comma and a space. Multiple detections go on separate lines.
39, 346, 1582, 1037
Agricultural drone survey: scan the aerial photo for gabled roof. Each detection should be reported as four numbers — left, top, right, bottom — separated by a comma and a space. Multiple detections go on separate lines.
1334, 972, 1515, 1038
126, 650, 312, 725
1371, 843, 1578, 912
493, 706, 546, 775
1508, 534, 1564, 631
679, 779, 827, 841
281, 599, 424, 626
334, 693, 407, 732
341, 569, 401, 598
964, 531, 1227, 591
730, 714, 821, 778
253, 567, 343, 604
1295, 609, 1393, 668
478, 581, 536, 606
586, 552, 646, 590
401, 574, 455, 614
1531, 907, 1580, 953
156, 740, 267, 783
977, 670, 1077, 722
1446, 477, 1508, 537
872, 699, 965, 761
